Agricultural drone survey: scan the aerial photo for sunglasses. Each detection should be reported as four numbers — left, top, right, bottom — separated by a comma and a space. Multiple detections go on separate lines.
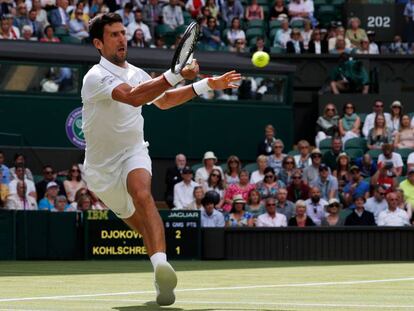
211, 174, 220, 177
285, 161, 294, 164
45, 171, 53, 174
71, 169, 80, 172
274, 146, 283, 149
264, 175, 274, 178
375, 105, 383, 108
329, 204, 340, 207
312, 155, 322, 158
326, 108, 335, 111
292, 176, 301, 179
378, 192, 386, 196
345, 106, 353, 109
229, 160, 239, 163
266, 204, 276, 207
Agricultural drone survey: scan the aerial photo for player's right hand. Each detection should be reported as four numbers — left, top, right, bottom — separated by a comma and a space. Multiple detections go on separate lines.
207, 70, 242, 90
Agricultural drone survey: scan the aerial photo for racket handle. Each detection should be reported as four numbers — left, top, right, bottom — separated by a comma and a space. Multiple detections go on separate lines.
185, 53, 195, 70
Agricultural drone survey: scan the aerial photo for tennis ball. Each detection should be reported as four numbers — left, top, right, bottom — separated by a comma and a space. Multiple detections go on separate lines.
251, 51, 270, 68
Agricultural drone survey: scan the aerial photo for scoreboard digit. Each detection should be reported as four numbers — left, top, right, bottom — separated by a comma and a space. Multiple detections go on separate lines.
84, 210, 201, 259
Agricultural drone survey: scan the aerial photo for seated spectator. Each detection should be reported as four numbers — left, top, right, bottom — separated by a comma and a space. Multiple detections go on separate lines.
278, 155, 297, 185
362, 100, 392, 138
273, 18, 291, 49
200, 190, 225, 227
162, 0, 184, 30
288, 199, 315, 227
345, 17, 367, 49
267, 139, 286, 174
256, 197, 287, 227
203, 169, 225, 208
13, 3, 30, 31
250, 36, 270, 54
328, 26, 351, 52
301, 19, 312, 50
221, 0, 244, 26
201, 17, 222, 50
52, 195, 75, 212
69, 9, 89, 40
293, 140, 312, 170
128, 28, 149, 47
195, 151, 223, 185
250, 155, 268, 184
371, 161, 398, 193
311, 164, 338, 201
367, 30, 380, 54
330, 56, 369, 94
377, 192, 410, 226
21, 25, 37, 41
10, 153, 33, 181
6, 181, 37, 210
223, 169, 255, 212
333, 153, 350, 193
63, 164, 86, 203
378, 144, 403, 177
288, 0, 313, 23
185, 186, 204, 210
275, 187, 295, 220
40, 25, 60, 42
164, 153, 186, 208
126, 9, 152, 43
28, 8, 43, 39
321, 198, 344, 226
0, 169, 9, 203
185, 0, 204, 18
9, 164, 36, 200
338, 102, 361, 145
50, 0, 70, 32
226, 17, 245, 48
173, 166, 199, 209
304, 186, 327, 226
143, 0, 163, 34
76, 194, 93, 211
245, 0, 263, 21
308, 28, 328, 54
396, 188, 413, 222
256, 167, 285, 201
329, 36, 352, 54
35, 165, 66, 200
384, 35, 409, 55
32, 0, 48, 29
399, 168, 414, 207
367, 114, 393, 150
205, 0, 219, 19
116, 3, 134, 26
287, 169, 310, 202
286, 28, 305, 54
355, 154, 377, 178
315, 103, 339, 148
225, 194, 254, 227
354, 38, 375, 54
257, 124, 277, 156
364, 185, 389, 223
38, 181, 60, 211
245, 189, 265, 219
230, 38, 247, 53
0, 14, 20, 40
303, 148, 324, 185
343, 165, 370, 207
269, 0, 288, 20
224, 155, 241, 186
395, 115, 414, 149
322, 137, 343, 171
389, 101, 403, 135
69, 187, 105, 210
344, 195, 376, 226
0, 151, 10, 185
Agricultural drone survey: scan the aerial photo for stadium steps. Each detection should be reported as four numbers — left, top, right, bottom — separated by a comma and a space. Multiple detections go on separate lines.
2, 65, 39, 91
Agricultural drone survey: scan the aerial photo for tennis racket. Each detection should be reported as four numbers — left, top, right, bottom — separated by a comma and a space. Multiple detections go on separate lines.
171, 21, 201, 74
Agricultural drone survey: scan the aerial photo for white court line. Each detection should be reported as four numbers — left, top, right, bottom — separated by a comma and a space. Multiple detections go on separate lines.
60, 298, 414, 309
0, 277, 414, 303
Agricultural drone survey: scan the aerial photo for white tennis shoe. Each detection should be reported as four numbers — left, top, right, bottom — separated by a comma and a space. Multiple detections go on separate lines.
154, 262, 177, 306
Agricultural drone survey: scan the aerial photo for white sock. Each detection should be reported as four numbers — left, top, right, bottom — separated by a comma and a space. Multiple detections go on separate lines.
150, 252, 167, 270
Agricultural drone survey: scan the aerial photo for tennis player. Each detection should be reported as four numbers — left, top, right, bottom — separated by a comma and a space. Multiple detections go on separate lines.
81, 13, 241, 306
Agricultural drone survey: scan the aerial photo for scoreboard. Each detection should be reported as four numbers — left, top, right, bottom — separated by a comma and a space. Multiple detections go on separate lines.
84, 209, 201, 259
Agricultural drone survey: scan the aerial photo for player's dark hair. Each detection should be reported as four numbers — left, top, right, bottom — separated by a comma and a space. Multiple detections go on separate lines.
89, 13, 123, 42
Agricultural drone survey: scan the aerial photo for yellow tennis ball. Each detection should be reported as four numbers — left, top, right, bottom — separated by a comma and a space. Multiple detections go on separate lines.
252, 51, 270, 68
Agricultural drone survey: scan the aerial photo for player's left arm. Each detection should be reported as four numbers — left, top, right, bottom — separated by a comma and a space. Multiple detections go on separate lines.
154, 70, 242, 110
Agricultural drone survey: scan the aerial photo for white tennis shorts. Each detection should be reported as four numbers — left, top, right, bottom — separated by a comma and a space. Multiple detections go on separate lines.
85, 147, 152, 219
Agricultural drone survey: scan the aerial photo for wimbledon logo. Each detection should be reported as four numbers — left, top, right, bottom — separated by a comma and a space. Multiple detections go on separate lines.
65, 107, 85, 149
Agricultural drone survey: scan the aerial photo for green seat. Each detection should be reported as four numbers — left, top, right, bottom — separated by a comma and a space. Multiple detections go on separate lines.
248, 19, 265, 29
269, 28, 279, 40
220, 163, 228, 172
57, 175, 66, 183
398, 175, 406, 184
61, 36, 82, 44
246, 28, 264, 41
319, 138, 332, 150
288, 150, 299, 156
156, 24, 175, 36
314, 0, 327, 5
175, 24, 188, 35
251, 0, 268, 5
270, 46, 284, 54
262, 6, 269, 19
331, 0, 345, 5
344, 137, 367, 151
290, 19, 304, 29
243, 162, 258, 174
396, 148, 414, 161
316, 5, 338, 28
269, 19, 283, 30
54, 27, 68, 36
33, 174, 43, 184
191, 163, 203, 173
345, 149, 364, 161
367, 149, 382, 161
358, 113, 367, 124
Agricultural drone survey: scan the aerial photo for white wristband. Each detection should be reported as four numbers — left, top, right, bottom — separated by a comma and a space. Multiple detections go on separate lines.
163, 69, 184, 87
192, 79, 212, 96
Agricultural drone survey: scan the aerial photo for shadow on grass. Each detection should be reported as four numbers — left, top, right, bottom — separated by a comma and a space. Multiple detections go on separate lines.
0, 260, 410, 277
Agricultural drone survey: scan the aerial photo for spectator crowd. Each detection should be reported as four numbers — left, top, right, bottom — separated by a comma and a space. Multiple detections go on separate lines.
164, 113, 414, 228
1, 0, 414, 54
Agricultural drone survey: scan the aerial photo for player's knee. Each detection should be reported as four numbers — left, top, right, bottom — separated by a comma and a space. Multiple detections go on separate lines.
131, 189, 153, 205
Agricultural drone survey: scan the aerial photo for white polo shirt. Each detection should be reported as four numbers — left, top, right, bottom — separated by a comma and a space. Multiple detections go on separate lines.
377, 208, 410, 226
256, 212, 287, 227
81, 56, 151, 177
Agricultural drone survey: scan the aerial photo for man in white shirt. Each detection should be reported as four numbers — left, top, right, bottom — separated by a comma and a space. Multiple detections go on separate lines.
288, 0, 312, 22
126, 9, 152, 42
377, 192, 410, 226
195, 151, 223, 185
162, 0, 184, 29
305, 186, 328, 226
200, 191, 225, 227
6, 180, 38, 210
8, 164, 36, 199
256, 197, 287, 227
82, 13, 240, 306
407, 152, 414, 171
377, 143, 403, 177
362, 100, 392, 137
365, 185, 388, 223
173, 166, 199, 209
